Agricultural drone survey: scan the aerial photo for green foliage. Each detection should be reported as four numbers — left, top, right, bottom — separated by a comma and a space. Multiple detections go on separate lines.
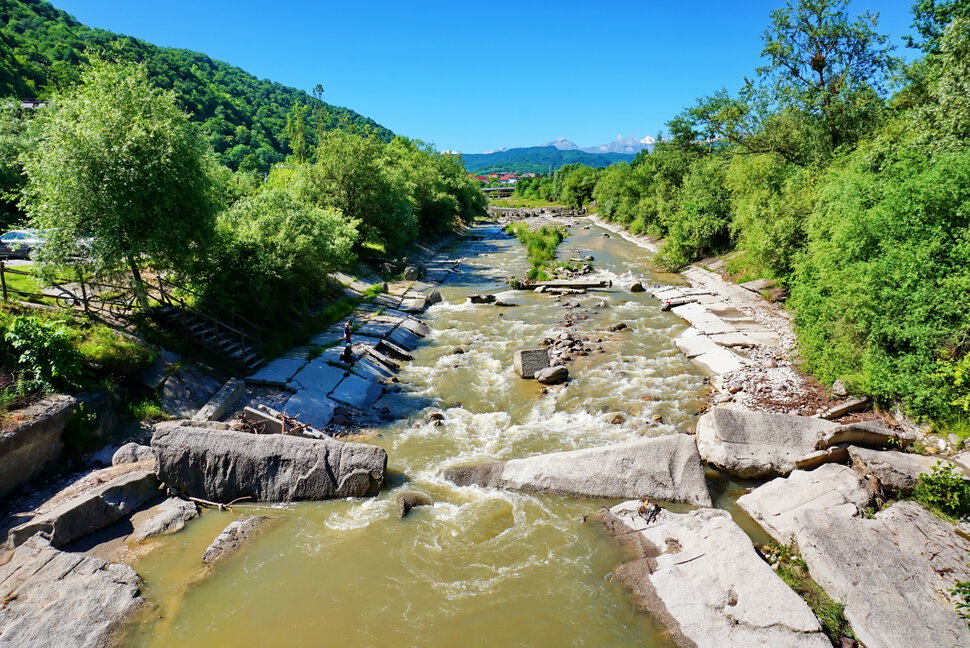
505, 222, 566, 280
194, 188, 357, 327
20, 59, 222, 289
789, 145, 970, 419
912, 462, 970, 519
0, 100, 39, 229
0, 0, 392, 171
123, 392, 169, 421
4, 314, 84, 391
294, 130, 415, 251
655, 156, 731, 269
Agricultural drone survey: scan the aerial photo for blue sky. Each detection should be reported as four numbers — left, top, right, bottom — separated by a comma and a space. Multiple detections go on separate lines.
53, 1, 919, 153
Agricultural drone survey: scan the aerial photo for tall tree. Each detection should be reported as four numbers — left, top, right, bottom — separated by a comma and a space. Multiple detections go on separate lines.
756, 0, 898, 153
907, 0, 970, 53
20, 59, 221, 307
284, 102, 309, 163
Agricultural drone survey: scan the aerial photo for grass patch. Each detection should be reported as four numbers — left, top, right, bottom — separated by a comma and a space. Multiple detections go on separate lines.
761, 543, 853, 642
123, 392, 169, 421
504, 221, 567, 281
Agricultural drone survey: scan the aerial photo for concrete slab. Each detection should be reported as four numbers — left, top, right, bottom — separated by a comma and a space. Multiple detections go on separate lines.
354, 320, 398, 339
365, 346, 401, 371
693, 347, 745, 375
352, 356, 395, 382
709, 332, 758, 348
399, 318, 430, 337
377, 338, 413, 360
388, 326, 423, 351
675, 334, 722, 358
247, 357, 308, 387
329, 373, 384, 410
743, 330, 783, 347
682, 312, 736, 336
289, 359, 347, 394
283, 390, 337, 429
374, 294, 403, 309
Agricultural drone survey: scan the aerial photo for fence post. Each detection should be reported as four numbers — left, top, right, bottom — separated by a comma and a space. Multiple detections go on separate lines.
0, 261, 7, 302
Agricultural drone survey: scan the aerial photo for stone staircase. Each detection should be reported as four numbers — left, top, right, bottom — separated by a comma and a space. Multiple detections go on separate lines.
154, 306, 263, 372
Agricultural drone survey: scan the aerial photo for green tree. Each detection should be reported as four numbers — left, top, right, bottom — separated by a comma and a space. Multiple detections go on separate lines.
284, 102, 309, 163
755, 0, 898, 154
20, 59, 221, 307
907, 0, 970, 53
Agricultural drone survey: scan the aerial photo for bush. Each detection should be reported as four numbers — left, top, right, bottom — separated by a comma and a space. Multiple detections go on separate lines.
195, 189, 357, 326
789, 146, 970, 420
505, 222, 566, 280
912, 462, 970, 519
4, 315, 84, 391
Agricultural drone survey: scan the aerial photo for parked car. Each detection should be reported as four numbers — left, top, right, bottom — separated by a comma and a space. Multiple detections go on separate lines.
0, 229, 46, 259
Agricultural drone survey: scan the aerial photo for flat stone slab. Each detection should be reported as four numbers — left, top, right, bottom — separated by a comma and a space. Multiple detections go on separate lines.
444, 435, 711, 506
0, 536, 146, 648
398, 318, 430, 337
793, 501, 970, 648
373, 294, 403, 309
599, 505, 829, 648
283, 390, 338, 429
673, 331, 721, 358
847, 446, 940, 495
352, 356, 395, 382
737, 463, 871, 544
328, 373, 384, 410
739, 329, 782, 346
387, 326, 423, 351
247, 357, 308, 387
696, 408, 837, 478
129, 497, 199, 543
708, 331, 758, 348
670, 304, 736, 335
692, 346, 745, 375
354, 320, 398, 340
399, 298, 427, 313
289, 360, 346, 394
8, 469, 160, 548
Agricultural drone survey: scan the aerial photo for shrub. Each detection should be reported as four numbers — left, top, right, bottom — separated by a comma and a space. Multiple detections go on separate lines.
4, 315, 84, 391
912, 461, 970, 519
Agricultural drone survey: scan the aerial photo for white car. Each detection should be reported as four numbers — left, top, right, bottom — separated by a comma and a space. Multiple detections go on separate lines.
0, 229, 46, 259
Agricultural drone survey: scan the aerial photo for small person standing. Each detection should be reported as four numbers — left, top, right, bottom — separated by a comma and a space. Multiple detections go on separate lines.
344, 319, 353, 344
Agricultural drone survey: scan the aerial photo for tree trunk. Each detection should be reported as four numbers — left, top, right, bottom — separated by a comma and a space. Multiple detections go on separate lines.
126, 253, 151, 312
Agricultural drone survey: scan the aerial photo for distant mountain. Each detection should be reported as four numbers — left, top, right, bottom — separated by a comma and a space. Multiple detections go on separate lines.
544, 137, 579, 151
461, 146, 635, 174
581, 135, 655, 155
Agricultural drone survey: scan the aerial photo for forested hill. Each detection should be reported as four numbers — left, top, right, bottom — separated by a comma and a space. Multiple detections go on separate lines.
461, 146, 635, 174
0, 0, 393, 170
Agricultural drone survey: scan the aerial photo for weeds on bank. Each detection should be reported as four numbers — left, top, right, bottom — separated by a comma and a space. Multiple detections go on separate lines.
761, 543, 854, 642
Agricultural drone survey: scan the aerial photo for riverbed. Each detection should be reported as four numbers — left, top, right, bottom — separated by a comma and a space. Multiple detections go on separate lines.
126, 219, 718, 647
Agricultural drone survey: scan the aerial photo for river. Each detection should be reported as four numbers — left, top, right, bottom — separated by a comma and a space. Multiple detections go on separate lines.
126, 219, 724, 647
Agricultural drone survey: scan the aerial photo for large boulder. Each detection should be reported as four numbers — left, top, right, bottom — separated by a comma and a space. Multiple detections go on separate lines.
792, 501, 970, 648
596, 504, 829, 648
696, 408, 836, 478
0, 536, 145, 648
151, 422, 387, 502
444, 435, 711, 506
7, 468, 160, 548
847, 446, 940, 495
736, 464, 871, 544
817, 420, 916, 449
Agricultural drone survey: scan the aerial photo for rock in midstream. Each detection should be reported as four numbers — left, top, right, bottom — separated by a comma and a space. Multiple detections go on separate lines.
792, 501, 970, 648
594, 504, 830, 648
151, 421, 387, 502
444, 434, 711, 506
202, 515, 271, 566
0, 536, 146, 648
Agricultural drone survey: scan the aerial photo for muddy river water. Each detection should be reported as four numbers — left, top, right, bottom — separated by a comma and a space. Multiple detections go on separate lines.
126, 220, 745, 648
